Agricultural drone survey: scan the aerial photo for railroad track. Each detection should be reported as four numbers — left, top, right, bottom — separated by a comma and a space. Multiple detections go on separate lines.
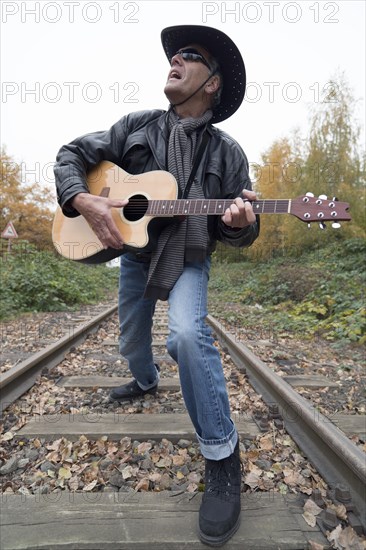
0, 303, 365, 549
0, 303, 118, 413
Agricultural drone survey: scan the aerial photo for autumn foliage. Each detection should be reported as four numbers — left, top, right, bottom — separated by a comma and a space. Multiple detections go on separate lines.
213, 73, 365, 263
251, 73, 365, 260
0, 150, 55, 251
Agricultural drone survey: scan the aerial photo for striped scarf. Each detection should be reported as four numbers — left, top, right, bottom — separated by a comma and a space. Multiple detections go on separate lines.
144, 108, 213, 300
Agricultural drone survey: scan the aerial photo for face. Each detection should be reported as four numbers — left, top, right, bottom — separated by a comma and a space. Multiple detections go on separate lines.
164, 43, 215, 108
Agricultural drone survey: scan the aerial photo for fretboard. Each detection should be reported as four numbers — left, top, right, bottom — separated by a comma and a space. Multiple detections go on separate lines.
146, 199, 291, 216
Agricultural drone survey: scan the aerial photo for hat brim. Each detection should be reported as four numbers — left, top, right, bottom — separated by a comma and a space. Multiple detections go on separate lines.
161, 25, 246, 124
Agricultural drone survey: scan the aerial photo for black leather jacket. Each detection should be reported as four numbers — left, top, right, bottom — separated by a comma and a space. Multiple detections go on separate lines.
54, 109, 259, 250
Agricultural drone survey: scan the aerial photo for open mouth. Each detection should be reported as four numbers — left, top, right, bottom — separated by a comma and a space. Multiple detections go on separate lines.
169, 70, 181, 80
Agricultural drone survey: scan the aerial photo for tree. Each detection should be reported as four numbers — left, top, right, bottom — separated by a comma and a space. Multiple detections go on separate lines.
250, 72, 365, 261
0, 149, 55, 251
303, 72, 365, 235
253, 136, 307, 259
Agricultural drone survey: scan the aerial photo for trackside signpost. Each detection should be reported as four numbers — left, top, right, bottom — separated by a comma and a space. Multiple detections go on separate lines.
1, 221, 18, 254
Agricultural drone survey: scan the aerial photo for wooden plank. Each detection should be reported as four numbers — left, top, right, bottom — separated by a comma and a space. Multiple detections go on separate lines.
151, 341, 167, 347
283, 375, 338, 388
83, 352, 176, 366
15, 413, 260, 442
102, 340, 166, 348
58, 376, 181, 391
154, 354, 176, 365
84, 353, 127, 363
331, 413, 366, 437
102, 341, 119, 347
0, 492, 326, 549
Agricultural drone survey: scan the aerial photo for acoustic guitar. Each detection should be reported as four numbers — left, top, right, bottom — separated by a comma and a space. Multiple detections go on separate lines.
52, 161, 351, 264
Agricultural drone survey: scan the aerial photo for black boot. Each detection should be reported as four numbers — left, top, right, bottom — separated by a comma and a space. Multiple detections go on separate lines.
199, 440, 242, 547
109, 366, 160, 401
109, 379, 158, 401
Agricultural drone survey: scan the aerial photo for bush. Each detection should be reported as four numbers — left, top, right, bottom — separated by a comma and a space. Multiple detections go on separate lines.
209, 239, 365, 344
0, 242, 119, 319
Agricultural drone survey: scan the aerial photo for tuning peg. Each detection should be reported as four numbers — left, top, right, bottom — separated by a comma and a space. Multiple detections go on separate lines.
332, 222, 341, 229
332, 196, 338, 202
318, 194, 328, 200
307, 223, 311, 229
306, 192, 314, 197
319, 222, 326, 230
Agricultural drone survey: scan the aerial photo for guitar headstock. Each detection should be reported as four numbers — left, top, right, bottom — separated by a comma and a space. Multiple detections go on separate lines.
291, 193, 351, 228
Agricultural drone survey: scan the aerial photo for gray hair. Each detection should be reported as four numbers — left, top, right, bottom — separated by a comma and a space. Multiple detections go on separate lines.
209, 56, 223, 110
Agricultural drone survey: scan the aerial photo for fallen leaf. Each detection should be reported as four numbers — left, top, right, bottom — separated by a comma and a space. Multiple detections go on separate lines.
148, 472, 161, 483
58, 467, 72, 480
327, 524, 343, 550
328, 502, 348, 521
188, 472, 201, 484
303, 498, 323, 516
135, 478, 149, 491
244, 472, 260, 489
247, 461, 263, 475
107, 442, 118, 455
278, 483, 288, 495
243, 450, 260, 460
71, 463, 88, 475
156, 457, 172, 468
60, 442, 72, 462
338, 526, 365, 550
150, 452, 161, 464
1, 432, 14, 441
46, 438, 63, 451
121, 465, 134, 479
83, 479, 98, 491
284, 470, 306, 486
302, 511, 317, 527
68, 476, 79, 491
137, 442, 152, 454
172, 454, 185, 466
308, 541, 324, 550
259, 433, 273, 450
271, 463, 283, 474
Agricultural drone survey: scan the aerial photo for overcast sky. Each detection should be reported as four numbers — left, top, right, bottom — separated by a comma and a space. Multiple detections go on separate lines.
1, 0, 365, 197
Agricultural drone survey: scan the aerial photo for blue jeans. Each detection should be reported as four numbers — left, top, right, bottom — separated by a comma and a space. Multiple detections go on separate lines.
118, 253, 238, 460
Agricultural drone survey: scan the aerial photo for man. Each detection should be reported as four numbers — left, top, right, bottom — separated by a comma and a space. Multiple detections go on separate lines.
54, 25, 259, 547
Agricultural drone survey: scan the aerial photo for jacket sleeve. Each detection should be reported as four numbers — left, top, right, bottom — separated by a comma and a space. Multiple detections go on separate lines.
54, 117, 130, 217
215, 137, 260, 248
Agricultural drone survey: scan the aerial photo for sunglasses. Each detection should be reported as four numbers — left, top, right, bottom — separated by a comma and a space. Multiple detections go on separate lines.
174, 48, 212, 71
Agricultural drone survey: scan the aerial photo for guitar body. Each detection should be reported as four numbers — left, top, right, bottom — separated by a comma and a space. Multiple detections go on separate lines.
52, 162, 178, 264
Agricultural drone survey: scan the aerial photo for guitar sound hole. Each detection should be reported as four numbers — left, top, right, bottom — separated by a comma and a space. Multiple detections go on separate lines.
124, 194, 148, 222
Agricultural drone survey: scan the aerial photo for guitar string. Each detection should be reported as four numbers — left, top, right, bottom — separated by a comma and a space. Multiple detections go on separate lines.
123, 199, 291, 213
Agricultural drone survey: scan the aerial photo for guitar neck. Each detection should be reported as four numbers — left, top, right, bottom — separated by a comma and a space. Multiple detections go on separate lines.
146, 198, 291, 217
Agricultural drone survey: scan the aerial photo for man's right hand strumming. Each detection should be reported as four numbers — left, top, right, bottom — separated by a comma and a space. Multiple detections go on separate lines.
71, 193, 128, 250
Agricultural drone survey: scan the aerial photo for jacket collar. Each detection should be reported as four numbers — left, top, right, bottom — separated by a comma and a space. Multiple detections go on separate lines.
145, 111, 170, 170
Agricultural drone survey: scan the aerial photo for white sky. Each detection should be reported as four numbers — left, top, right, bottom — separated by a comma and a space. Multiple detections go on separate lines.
1, 0, 365, 197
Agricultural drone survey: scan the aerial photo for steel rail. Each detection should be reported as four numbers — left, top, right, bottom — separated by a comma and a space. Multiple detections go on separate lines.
207, 315, 366, 530
0, 304, 118, 413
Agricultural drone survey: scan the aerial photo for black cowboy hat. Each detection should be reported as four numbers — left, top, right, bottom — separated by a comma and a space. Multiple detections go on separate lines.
161, 25, 246, 124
